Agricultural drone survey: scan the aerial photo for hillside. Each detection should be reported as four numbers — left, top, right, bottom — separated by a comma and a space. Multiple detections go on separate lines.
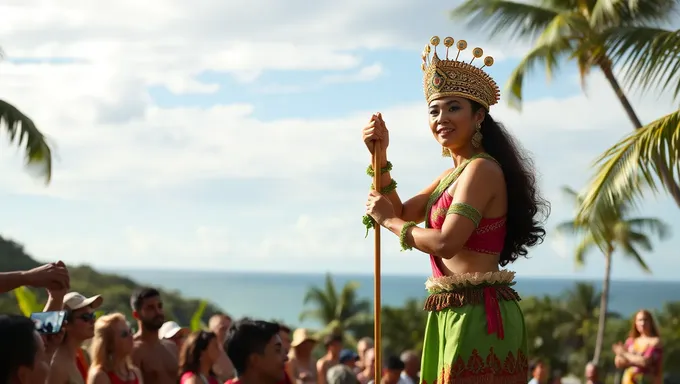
0, 235, 222, 325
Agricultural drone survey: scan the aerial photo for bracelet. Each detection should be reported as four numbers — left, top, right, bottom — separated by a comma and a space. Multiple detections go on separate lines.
370, 179, 398, 194
400, 221, 417, 251
366, 161, 393, 177
362, 215, 376, 238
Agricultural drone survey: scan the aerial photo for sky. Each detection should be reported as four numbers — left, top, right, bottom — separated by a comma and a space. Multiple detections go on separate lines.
1, 0, 679, 281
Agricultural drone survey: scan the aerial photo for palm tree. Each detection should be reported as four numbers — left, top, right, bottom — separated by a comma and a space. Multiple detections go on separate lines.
381, 298, 427, 355
556, 186, 670, 364
577, 27, 680, 222
451, 0, 680, 205
299, 273, 372, 341
556, 282, 600, 350
1, 50, 53, 183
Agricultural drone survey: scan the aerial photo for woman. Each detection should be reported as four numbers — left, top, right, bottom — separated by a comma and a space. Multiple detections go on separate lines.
613, 309, 663, 384
87, 313, 142, 384
178, 331, 221, 384
363, 35, 548, 383
285, 328, 318, 384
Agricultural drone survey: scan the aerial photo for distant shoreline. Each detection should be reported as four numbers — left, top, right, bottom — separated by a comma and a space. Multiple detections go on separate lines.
104, 267, 680, 283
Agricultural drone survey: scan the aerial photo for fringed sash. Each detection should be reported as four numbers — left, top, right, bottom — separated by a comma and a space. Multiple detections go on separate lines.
424, 270, 520, 340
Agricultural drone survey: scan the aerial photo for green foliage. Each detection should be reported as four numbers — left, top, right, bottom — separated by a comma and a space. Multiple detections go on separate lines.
0, 235, 222, 326
0, 99, 52, 183
190, 301, 208, 331
450, 0, 678, 110
579, 109, 680, 224
13, 286, 42, 316
299, 273, 372, 340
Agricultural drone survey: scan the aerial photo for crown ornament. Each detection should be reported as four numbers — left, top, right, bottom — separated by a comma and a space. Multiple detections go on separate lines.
422, 36, 500, 109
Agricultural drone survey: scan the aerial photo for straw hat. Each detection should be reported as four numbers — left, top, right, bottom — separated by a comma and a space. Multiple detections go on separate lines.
290, 328, 318, 348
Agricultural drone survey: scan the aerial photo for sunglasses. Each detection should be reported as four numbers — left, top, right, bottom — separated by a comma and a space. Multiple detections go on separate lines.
120, 329, 132, 338
74, 313, 97, 323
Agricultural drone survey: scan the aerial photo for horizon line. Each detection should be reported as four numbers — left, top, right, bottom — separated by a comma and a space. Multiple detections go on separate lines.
101, 266, 680, 284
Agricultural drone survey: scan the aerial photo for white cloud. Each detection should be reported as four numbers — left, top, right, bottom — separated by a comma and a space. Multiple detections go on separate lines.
321, 64, 384, 85
0, 0, 521, 97
2, 0, 680, 279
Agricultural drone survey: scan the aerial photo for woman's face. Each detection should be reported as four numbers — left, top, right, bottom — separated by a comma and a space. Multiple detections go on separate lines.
204, 337, 221, 364
428, 96, 483, 151
113, 320, 134, 355
635, 311, 651, 335
66, 307, 96, 341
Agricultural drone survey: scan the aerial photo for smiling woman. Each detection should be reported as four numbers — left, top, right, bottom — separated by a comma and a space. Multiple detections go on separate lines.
363, 36, 549, 384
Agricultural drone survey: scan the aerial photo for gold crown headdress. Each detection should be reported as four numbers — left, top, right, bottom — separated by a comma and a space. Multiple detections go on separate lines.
422, 36, 500, 109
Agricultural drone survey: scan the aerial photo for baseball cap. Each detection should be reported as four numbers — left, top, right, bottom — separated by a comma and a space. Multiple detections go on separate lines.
339, 349, 359, 364
63, 292, 103, 311
158, 321, 188, 339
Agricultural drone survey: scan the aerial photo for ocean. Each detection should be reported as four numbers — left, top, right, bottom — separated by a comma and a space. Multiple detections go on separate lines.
112, 269, 680, 328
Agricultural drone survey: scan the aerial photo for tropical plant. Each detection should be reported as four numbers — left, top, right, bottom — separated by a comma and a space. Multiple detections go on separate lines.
578, 108, 680, 224
380, 298, 427, 355
13, 286, 43, 316
190, 300, 207, 331
450, 0, 680, 205
556, 186, 670, 364
299, 273, 371, 341
1, 49, 52, 183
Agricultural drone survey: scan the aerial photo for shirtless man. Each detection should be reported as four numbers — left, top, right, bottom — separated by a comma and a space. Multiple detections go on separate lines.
48, 292, 102, 384
129, 287, 177, 384
208, 313, 235, 381
316, 334, 343, 384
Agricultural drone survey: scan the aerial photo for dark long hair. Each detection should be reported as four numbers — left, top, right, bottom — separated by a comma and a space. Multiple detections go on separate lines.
178, 330, 217, 379
472, 101, 549, 266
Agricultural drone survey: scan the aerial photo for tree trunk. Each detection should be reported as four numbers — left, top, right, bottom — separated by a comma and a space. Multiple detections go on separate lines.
592, 246, 613, 364
599, 61, 680, 206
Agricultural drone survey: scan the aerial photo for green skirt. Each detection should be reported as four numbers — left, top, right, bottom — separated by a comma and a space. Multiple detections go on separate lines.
420, 273, 528, 384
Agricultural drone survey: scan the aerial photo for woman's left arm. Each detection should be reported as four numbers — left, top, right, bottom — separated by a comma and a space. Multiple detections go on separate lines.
382, 160, 500, 258
621, 341, 663, 367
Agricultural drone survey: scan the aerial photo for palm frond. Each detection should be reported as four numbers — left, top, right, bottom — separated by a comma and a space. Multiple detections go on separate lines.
604, 26, 680, 101
574, 232, 597, 266
627, 231, 653, 251
505, 37, 575, 109
577, 109, 680, 222
620, 242, 652, 273
590, 0, 679, 28
627, 217, 671, 240
451, 0, 561, 39
0, 100, 52, 184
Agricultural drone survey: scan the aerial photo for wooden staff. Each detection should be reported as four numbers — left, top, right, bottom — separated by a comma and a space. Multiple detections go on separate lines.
372, 140, 382, 384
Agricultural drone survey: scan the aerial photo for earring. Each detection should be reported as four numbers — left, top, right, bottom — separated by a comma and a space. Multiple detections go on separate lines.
441, 146, 451, 157
471, 122, 483, 148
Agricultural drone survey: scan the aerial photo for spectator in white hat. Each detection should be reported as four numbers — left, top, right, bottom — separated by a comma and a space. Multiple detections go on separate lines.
47, 292, 103, 384
159, 321, 189, 352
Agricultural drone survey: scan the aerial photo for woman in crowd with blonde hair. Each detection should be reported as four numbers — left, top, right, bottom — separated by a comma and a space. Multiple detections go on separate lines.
87, 313, 142, 384
178, 330, 221, 384
285, 328, 317, 384
613, 309, 663, 384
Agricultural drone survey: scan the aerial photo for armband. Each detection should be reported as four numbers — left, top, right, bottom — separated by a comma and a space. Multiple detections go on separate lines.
370, 179, 398, 194
400, 221, 417, 251
446, 203, 482, 227
366, 161, 393, 177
